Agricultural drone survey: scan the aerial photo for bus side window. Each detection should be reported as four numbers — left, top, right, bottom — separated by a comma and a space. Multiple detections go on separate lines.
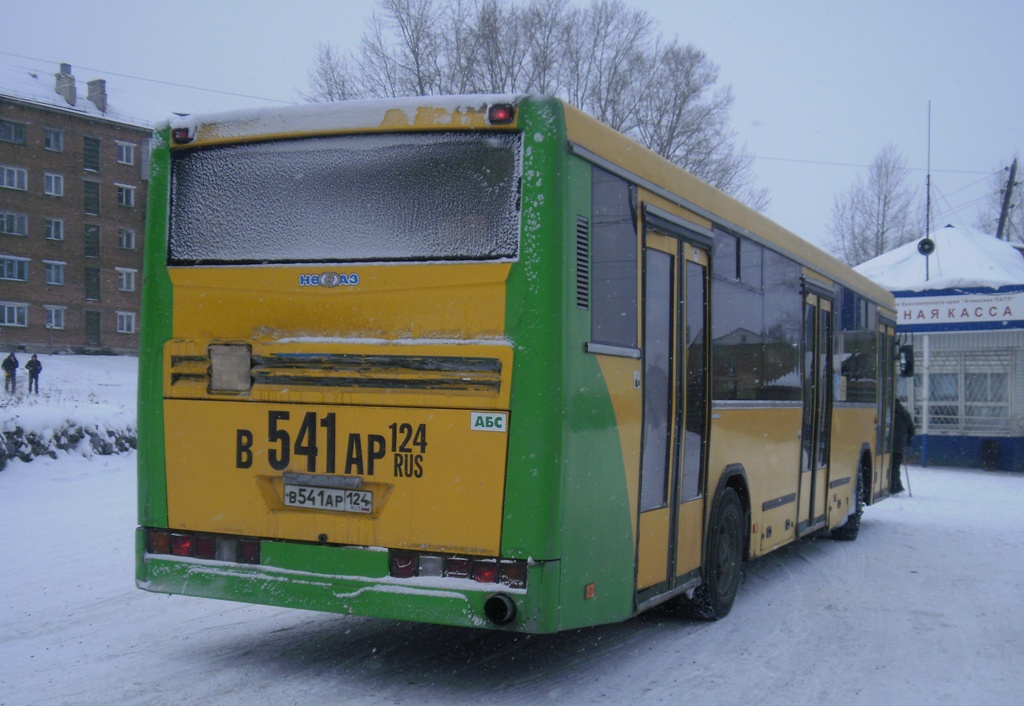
589, 166, 638, 350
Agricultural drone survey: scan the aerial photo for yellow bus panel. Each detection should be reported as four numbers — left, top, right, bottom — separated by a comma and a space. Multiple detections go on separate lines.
164, 400, 509, 555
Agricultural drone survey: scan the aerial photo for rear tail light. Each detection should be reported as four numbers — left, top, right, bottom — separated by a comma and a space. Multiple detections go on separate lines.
170, 534, 192, 557
388, 550, 527, 589
487, 103, 515, 125
145, 529, 260, 565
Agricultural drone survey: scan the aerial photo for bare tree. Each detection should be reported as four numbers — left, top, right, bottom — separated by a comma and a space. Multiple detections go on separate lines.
302, 43, 357, 102
304, 0, 765, 205
826, 144, 921, 266
976, 156, 1023, 243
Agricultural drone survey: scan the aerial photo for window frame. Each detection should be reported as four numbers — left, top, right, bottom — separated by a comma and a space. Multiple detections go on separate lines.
1, 210, 29, 236
45, 305, 65, 330
45, 218, 65, 241
116, 183, 136, 207
116, 267, 137, 292
44, 127, 64, 152
117, 310, 137, 334
0, 120, 27, 145
83, 136, 101, 172
116, 141, 136, 165
117, 227, 136, 250
44, 172, 64, 197
0, 256, 29, 282
0, 301, 28, 327
84, 224, 101, 258
83, 180, 101, 215
44, 260, 66, 286
1, 165, 28, 191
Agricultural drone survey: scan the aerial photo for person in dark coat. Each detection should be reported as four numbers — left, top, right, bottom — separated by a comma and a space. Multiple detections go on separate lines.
2, 352, 18, 393
891, 398, 915, 493
25, 354, 42, 394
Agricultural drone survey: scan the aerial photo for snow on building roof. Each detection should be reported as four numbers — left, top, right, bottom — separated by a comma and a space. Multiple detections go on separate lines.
0, 57, 298, 129
855, 225, 1024, 292
0, 59, 155, 129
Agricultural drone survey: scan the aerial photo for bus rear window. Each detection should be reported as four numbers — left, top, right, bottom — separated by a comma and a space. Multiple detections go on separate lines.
168, 132, 522, 265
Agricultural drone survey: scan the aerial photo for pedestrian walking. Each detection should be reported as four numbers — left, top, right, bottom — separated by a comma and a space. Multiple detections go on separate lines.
2, 352, 18, 393
891, 398, 915, 494
26, 354, 42, 394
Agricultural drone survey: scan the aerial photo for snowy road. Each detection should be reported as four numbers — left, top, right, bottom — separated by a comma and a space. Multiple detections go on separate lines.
2, 455, 1022, 705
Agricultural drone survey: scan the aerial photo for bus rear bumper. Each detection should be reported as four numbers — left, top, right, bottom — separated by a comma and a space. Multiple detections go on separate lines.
134, 528, 556, 632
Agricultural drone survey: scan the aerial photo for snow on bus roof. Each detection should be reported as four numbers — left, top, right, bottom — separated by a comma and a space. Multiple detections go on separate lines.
169, 94, 524, 141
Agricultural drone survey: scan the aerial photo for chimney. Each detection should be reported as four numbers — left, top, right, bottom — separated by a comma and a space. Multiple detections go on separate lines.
87, 79, 108, 113
54, 63, 76, 106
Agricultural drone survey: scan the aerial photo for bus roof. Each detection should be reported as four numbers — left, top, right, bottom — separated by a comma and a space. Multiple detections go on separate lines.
166, 93, 894, 313
167, 93, 524, 147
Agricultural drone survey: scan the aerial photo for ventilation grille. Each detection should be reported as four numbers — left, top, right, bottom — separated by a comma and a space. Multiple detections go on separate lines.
576, 215, 590, 309
170, 352, 503, 396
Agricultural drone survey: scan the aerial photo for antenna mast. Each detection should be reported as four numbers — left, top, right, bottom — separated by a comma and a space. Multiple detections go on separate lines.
925, 102, 932, 241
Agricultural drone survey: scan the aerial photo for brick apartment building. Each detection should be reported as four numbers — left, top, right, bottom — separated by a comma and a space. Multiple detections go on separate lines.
1, 63, 151, 354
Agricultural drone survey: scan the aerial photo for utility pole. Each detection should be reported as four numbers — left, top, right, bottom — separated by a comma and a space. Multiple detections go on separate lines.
996, 158, 1018, 240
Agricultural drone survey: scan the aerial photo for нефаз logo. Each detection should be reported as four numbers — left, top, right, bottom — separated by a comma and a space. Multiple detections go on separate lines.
298, 272, 360, 288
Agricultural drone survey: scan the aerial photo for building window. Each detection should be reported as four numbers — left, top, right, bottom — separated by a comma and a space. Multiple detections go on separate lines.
1, 211, 28, 236
84, 137, 101, 172
117, 227, 136, 249
44, 173, 64, 196
116, 184, 136, 207
117, 311, 137, 334
84, 181, 100, 215
84, 267, 101, 301
84, 224, 101, 257
1, 165, 28, 191
45, 261, 65, 286
0, 120, 27, 145
0, 256, 29, 281
116, 141, 135, 165
45, 305, 65, 330
44, 128, 64, 152
117, 268, 136, 292
45, 218, 64, 241
0, 302, 28, 327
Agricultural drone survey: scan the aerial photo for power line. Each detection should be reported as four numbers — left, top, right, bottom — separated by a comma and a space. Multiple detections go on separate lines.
0, 50, 296, 105
751, 152, 995, 176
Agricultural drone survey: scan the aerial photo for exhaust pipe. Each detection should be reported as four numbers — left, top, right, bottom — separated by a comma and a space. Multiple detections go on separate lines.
483, 594, 517, 626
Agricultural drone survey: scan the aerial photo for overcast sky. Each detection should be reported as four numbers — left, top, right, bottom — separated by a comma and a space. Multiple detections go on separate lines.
5, 0, 1023, 249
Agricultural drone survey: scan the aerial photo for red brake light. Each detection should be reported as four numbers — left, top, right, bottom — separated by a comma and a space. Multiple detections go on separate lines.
170, 534, 192, 557
487, 104, 514, 125
471, 561, 498, 584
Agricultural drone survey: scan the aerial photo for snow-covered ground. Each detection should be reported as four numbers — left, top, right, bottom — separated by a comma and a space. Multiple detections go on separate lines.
2, 358, 1023, 705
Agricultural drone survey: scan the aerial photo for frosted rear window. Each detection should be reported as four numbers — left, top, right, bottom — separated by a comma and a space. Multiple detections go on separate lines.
168, 132, 521, 264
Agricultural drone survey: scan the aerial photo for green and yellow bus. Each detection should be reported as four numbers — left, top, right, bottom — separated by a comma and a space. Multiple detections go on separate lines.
136, 95, 902, 632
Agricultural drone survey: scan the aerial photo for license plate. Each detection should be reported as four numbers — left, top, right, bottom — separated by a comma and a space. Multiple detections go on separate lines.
283, 485, 373, 514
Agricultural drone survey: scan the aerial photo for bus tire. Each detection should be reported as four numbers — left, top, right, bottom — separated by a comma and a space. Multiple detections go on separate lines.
830, 465, 864, 541
687, 487, 744, 620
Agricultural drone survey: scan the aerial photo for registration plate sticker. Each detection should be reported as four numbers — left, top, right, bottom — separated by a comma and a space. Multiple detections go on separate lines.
283, 485, 373, 514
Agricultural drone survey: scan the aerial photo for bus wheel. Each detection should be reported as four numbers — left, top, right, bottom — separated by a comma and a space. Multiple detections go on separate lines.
687, 487, 744, 620
830, 466, 864, 541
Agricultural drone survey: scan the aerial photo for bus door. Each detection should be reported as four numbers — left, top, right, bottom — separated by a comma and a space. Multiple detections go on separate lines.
797, 290, 833, 536
874, 321, 896, 497
636, 223, 710, 599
